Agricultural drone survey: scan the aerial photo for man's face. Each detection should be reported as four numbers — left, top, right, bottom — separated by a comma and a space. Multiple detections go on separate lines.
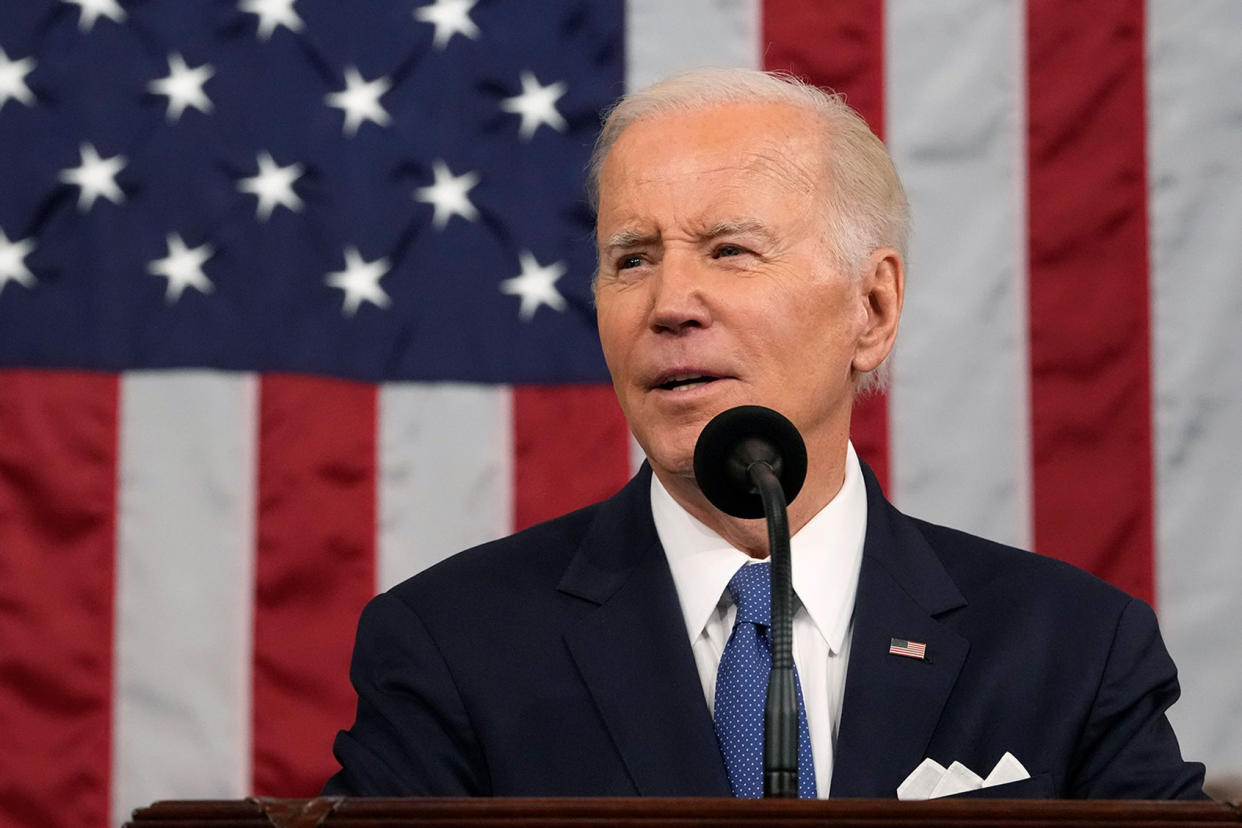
595, 101, 874, 486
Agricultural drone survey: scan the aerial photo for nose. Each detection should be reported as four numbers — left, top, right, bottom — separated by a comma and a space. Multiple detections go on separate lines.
648, 252, 712, 333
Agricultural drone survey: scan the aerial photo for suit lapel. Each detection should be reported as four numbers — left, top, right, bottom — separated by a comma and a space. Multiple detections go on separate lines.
555, 461, 970, 798
830, 463, 969, 798
559, 468, 731, 796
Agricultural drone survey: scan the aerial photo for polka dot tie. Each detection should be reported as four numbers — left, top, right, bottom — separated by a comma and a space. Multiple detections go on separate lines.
713, 561, 817, 798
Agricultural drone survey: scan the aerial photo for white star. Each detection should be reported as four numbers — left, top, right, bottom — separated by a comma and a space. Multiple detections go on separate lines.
0, 229, 37, 295
413, 0, 480, 49
0, 48, 36, 110
325, 66, 392, 136
147, 232, 214, 303
325, 246, 391, 317
500, 251, 567, 321
148, 53, 214, 121
59, 142, 126, 211
414, 160, 479, 230
500, 70, 567, 141
237, 151, 304, 221
239, 0, 303, 40
62, 0, 127, 32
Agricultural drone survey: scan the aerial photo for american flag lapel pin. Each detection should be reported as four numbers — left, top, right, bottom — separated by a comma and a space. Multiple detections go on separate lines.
889, 637, 928, 661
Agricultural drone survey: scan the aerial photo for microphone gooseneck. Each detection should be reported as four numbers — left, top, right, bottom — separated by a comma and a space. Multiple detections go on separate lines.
693, 405, 807, 798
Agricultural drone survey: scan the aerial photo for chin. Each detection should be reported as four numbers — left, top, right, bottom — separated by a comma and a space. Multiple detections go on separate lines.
639, 431, 698, 481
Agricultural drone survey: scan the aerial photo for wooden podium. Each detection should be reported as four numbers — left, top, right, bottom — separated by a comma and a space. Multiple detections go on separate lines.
126, 797, 1242, 827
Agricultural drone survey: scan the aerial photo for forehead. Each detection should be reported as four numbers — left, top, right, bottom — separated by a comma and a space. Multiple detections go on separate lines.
597, 101, 826, 224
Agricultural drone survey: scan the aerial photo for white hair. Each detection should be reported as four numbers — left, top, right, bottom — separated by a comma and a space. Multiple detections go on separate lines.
587, 67, 909, 395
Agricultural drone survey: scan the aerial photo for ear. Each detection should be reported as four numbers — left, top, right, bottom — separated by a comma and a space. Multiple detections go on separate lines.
851, 248, 904, 375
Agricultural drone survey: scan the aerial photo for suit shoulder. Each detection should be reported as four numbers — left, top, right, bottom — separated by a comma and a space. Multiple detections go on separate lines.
910, 516, 1136, 611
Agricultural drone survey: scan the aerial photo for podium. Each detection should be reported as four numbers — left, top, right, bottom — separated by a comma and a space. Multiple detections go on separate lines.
126, 797, 1242, 827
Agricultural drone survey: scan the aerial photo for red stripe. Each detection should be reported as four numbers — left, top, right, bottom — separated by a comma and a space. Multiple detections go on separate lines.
762, 0, 891, 492
252, 374, 377, 795
890, 645, 924, 658
512, 385, 632, 530
0, 370, 118, 827
1026, 1, 1154, 603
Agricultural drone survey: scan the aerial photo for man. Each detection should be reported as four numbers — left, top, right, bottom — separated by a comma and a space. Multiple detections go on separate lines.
324, 68, 1205, 799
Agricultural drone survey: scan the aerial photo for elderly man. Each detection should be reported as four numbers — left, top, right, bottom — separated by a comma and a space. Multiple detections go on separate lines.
324, 68, 1205, 800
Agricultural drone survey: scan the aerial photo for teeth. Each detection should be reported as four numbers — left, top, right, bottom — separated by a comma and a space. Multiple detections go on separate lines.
659, 374, 717, 391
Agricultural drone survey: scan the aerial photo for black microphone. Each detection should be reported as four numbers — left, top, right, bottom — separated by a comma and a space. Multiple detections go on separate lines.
693, 405, 807, 798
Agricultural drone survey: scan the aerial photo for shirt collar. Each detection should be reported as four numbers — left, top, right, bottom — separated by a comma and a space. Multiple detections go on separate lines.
655, 442, 868, 655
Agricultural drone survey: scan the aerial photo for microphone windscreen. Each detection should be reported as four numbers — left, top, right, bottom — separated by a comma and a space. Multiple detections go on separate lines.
693, 405, 807, 518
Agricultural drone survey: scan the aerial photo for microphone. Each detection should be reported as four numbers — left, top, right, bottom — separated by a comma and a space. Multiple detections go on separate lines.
693, 405, 807, 519
693, 405, 807, 798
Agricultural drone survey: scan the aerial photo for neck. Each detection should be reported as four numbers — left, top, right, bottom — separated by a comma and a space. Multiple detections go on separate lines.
657, 438, 850, 558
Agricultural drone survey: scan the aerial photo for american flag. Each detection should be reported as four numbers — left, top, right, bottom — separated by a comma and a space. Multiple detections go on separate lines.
1, 1, 1240, 825
888, 638, 927, 661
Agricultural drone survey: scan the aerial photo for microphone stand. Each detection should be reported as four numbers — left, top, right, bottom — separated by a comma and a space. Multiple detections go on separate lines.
746, 459, 799, 799
693, 406, 808, 799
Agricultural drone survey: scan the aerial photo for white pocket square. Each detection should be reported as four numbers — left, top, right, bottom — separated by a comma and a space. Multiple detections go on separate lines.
897, 752, 1030, 800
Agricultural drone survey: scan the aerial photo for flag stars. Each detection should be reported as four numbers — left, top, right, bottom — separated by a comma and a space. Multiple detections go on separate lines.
240, 0, 304, 40
326, 246, 391, 316
326, 66, 392, 136
414, 0, 480, 50
148, 232, 214, 303
238, 151, 304, 220
59, 142, 127, 211
62, 0, 126, 32
148, 53, 214, 121
414, 160, 479, 229
500, 251, 567, 321
0, 229, 37, 295
0, 48, 36, 110
500, 70, 567, 141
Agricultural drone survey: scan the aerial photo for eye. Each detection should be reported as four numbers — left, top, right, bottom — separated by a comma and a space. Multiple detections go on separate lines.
712, 244, 746, 259
617, 254, 645, 270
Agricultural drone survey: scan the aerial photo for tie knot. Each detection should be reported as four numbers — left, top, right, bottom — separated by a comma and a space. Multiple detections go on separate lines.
726, 561, 771, 627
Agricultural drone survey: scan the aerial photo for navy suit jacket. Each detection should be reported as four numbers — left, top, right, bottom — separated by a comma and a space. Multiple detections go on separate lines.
325, 463, 1205, 798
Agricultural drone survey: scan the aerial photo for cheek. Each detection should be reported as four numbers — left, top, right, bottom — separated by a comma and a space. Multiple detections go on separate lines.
784, 288, 863, 367
596, 300, 639, 374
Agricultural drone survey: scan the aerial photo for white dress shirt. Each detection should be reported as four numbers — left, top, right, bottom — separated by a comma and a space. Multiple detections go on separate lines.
653, 442, 867, 797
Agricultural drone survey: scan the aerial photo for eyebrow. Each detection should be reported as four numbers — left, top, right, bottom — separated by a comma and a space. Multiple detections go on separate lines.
604, 228, 659, 251
604, 219, 774, 252
702, 219, 774, 243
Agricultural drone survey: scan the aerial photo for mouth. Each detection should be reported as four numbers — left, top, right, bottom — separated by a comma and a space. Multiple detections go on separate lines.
653, 372, 723, 392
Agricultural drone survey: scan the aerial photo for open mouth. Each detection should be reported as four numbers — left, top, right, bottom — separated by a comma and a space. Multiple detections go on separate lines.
657, 374, 720, 392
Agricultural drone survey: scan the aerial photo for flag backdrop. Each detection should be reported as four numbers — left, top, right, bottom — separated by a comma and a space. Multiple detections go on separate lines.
1, 1, 1240, 824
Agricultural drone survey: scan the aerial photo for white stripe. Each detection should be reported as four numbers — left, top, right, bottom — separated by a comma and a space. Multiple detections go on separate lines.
377, 383, 513, 592
111, 372, 256, 827
629, 430, 645, 476
1147, 0, 1242, 795
624, 0, 759, 90
885, 0, 1031, 549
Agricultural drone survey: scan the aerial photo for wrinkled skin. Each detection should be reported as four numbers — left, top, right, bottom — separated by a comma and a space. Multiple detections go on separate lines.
594, 100, 903, 554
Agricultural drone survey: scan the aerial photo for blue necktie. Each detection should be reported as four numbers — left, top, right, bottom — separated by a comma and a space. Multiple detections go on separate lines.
713, 561, 817, 798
